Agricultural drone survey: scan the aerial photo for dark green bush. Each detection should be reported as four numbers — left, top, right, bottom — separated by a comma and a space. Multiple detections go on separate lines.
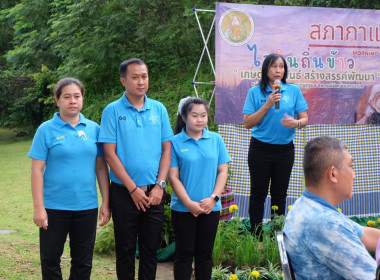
94, 222, 115, 255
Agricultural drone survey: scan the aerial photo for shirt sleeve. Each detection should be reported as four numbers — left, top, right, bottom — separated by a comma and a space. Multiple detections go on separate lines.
242, 88, 256, 115
305, 215, 376, 280
28, 125, 48, 161
161, 105, 174, 143
170, 141, 179, 168
93, 123, 104, 157
217, 134, 232, 165
294, 86, 309, 114
98, 106, 117, 144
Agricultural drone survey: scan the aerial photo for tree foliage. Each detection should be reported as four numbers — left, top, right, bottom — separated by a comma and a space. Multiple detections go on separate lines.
4, 0, 60, 71
0, 0, 379, 131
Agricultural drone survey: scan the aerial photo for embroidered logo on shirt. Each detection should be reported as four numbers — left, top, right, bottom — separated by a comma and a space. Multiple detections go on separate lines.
149, 114, 158, 124
180, 149, 189, 152
56, 135, 65, 140
119, 116, 126, 120
283, 94, 290, 103
78, 130, 87, 141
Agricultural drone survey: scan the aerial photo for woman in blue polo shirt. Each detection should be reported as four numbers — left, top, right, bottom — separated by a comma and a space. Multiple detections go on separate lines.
169, 97, 231, 280
242, 53, 309, 240
28, 77, 110, 280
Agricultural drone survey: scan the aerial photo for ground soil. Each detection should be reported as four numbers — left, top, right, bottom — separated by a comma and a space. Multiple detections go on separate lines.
156, 262, 195, 280
156, 262, 174, 280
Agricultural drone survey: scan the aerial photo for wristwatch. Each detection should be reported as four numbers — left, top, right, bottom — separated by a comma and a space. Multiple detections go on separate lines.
155, 180, 167, 189
211, 194, 219, 202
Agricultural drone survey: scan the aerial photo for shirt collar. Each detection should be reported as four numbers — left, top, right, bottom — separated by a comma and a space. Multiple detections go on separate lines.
121, 92, 152, 111
303, 189, 339, 212
179, 128, 211, 142
53, 112, 87, 128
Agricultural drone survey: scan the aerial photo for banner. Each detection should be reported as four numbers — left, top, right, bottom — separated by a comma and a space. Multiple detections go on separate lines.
215, 3, 380, 124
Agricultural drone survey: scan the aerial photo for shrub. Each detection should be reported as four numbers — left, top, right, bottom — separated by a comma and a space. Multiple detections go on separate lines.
94, 185, 175, 256
1, 66, 57, 133
94, 222, 115, 255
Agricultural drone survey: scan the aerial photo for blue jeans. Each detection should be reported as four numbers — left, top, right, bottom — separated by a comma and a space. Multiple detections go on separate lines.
39, 208, 98, 280
110, 182, 166, 280
171, 210, 220, 280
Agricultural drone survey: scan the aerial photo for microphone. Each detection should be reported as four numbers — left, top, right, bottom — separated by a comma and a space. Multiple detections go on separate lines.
273, 80, 281, 110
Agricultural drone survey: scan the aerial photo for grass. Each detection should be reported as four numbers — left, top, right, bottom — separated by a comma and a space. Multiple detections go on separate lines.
212, 218, 281, 273
0, 121, 278, 279
0, 128, 118, 279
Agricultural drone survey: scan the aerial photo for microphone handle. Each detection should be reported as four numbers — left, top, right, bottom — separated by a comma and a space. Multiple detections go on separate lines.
274, 86, 280, 109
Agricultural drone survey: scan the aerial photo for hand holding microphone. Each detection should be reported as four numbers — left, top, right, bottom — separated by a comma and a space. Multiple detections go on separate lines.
273, 80, 281, 110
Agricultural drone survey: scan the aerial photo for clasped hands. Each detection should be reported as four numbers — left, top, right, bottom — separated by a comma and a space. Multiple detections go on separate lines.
130, 185, 163, 212
188, 197, 216, 217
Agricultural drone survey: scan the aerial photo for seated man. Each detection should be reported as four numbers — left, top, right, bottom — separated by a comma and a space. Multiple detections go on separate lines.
284, 136, 380, 280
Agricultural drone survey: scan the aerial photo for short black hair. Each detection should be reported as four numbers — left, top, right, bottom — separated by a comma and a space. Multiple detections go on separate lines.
119, 58, 148, 78
303, 136, 347, 187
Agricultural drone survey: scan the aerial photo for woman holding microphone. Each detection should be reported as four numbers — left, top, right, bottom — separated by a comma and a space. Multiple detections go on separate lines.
242, 53, 308, 240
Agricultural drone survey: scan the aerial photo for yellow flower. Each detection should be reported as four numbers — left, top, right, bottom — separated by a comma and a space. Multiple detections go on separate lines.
271, 205, 278, 211
287, 205, 292, 210
229, 274, 238, 280
251, 270, 260, 278
337, 208, 342, 212
229, 205, 238, 213
281, 273, 285, 278
368, 220, 376, 227
377, 218, 380, 223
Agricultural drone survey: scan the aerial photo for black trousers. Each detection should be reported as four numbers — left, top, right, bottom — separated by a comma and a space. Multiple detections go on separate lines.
39, 208, 98, 280
110, 182, 166, 280
171, 210, 220, 280
248, 137, 294, 238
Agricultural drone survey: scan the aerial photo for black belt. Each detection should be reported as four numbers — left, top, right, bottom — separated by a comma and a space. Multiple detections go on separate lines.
112, 182, 155, 195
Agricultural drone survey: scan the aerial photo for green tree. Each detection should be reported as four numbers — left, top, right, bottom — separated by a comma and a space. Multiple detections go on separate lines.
2, 67, 57, 132
47, 0, 131, 96
1, 0, 379, 131
0, 0, 20, 67
4, 0, 60, 71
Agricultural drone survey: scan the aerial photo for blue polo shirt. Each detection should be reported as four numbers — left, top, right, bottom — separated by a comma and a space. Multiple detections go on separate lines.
99, 93, 173, 186
170, 128, 231, 212
242, 83, 308, 144
28, 113, 102, 211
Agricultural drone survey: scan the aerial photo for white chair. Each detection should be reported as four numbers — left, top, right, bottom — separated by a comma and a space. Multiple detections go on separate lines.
276, 231, 295, 280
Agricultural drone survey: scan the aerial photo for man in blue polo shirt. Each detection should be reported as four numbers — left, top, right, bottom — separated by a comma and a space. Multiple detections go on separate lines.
99, 58, 173, 280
